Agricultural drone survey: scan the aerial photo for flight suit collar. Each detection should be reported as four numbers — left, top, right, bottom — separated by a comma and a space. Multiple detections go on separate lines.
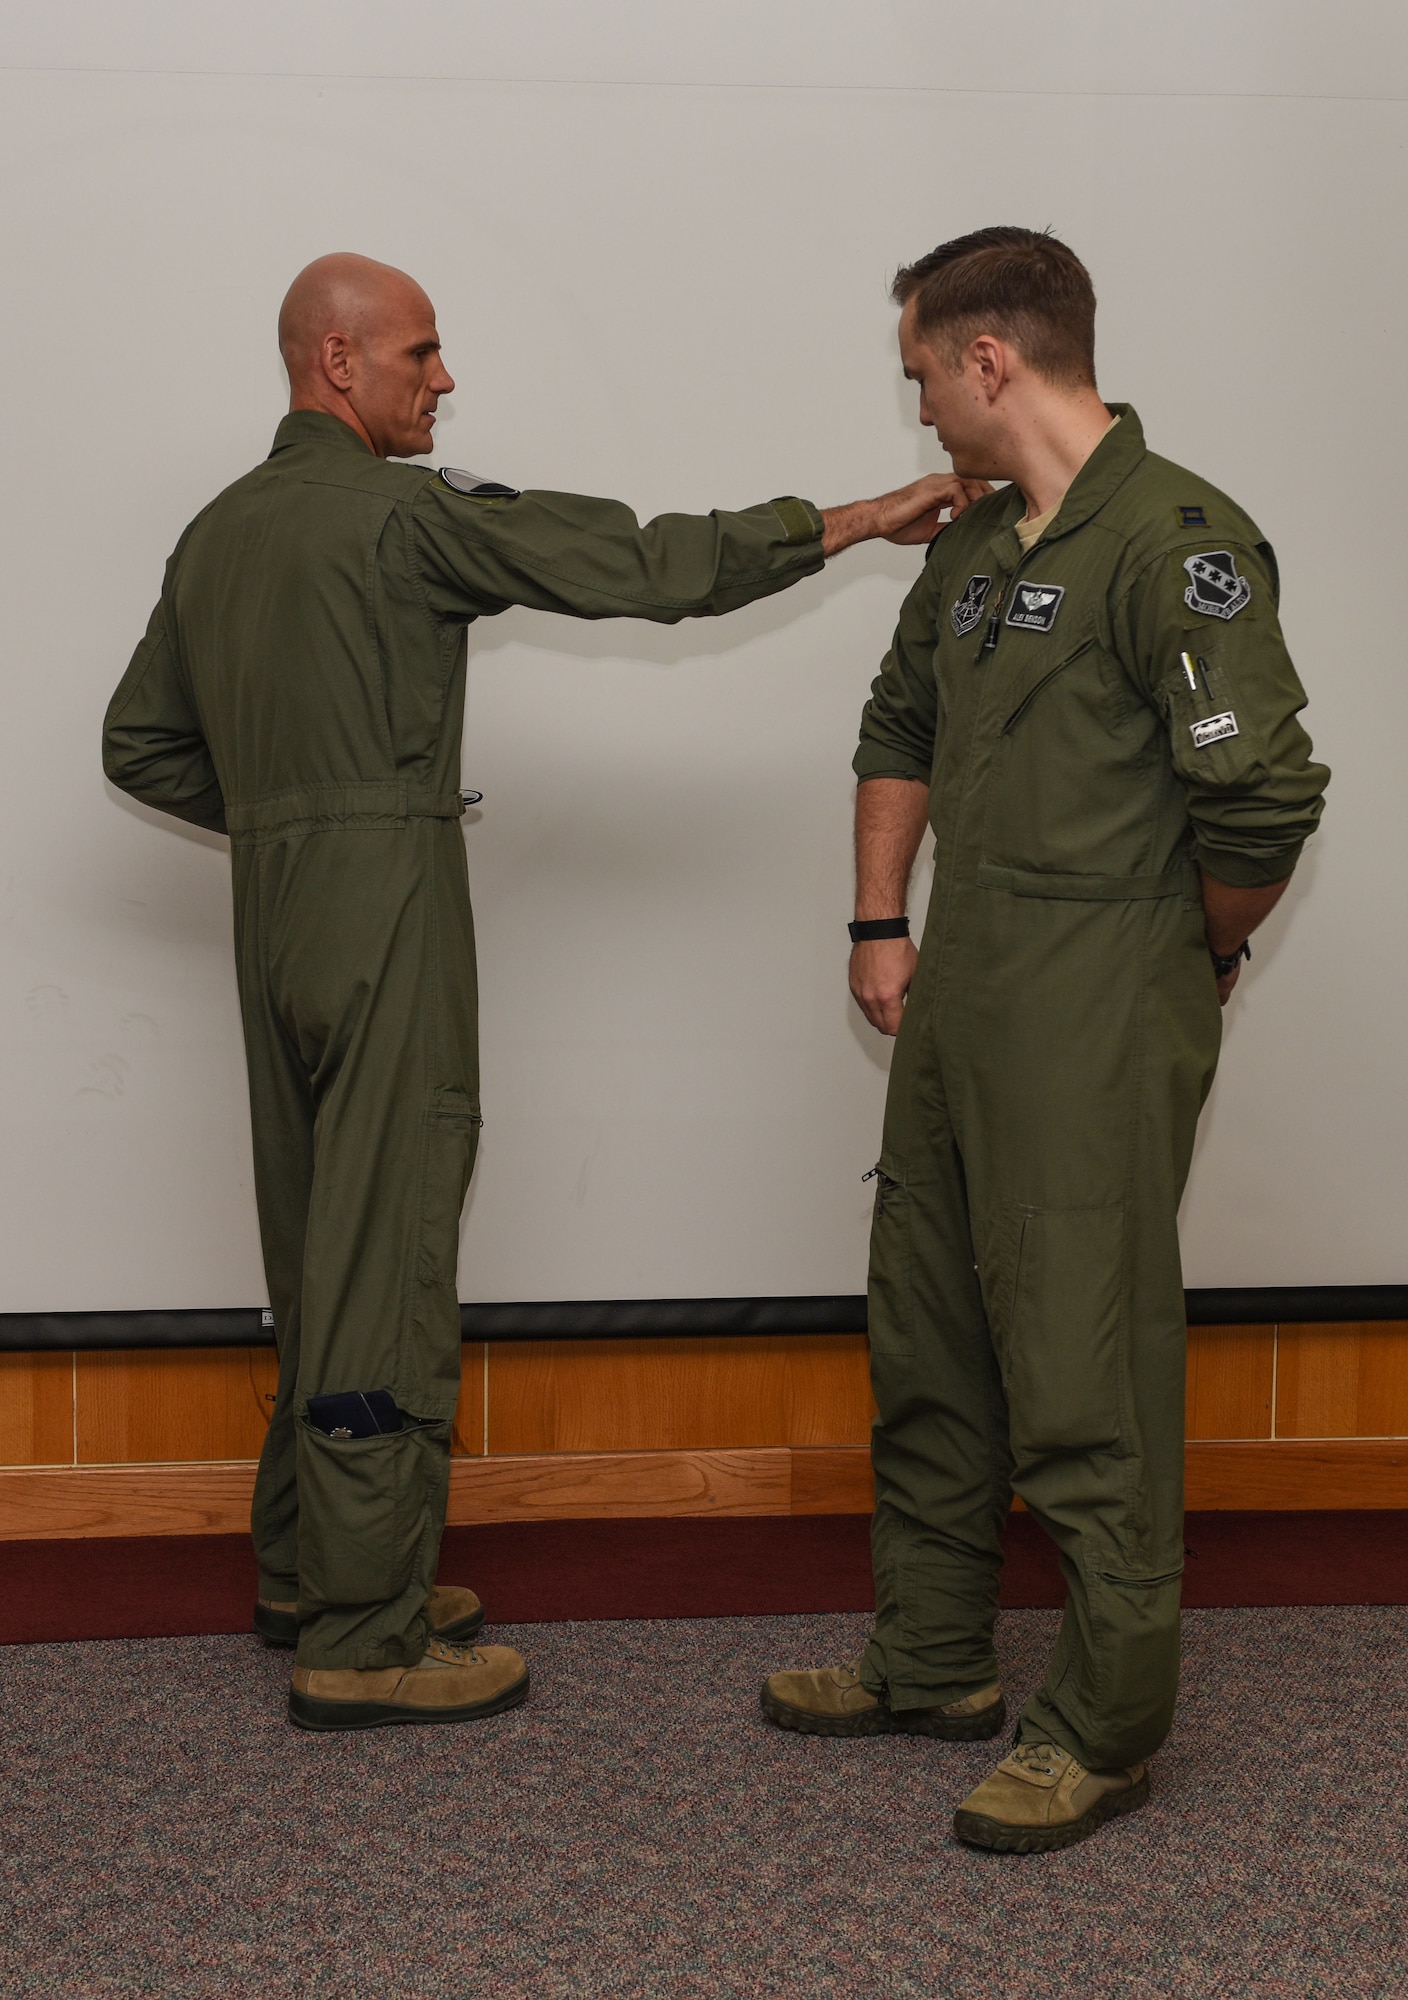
997, 403, 1146, 557
268, 410, 376, 458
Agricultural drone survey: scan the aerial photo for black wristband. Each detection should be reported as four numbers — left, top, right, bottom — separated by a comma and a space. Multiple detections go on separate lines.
1209, 939, 1251, 978
849, 917, 911, 943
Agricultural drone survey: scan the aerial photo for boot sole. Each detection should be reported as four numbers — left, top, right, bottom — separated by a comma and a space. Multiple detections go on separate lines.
953, 1769, 1150, 1854
288, 1667, 530, 1732
760, 1685, 1006, 1742
255, 1603, 486, 1649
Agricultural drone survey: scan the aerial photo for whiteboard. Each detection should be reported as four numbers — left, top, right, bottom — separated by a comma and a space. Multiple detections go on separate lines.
1, 1, 1404, 1310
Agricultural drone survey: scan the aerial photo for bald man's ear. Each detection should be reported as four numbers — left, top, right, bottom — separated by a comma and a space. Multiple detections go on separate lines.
321, 331, 355, 391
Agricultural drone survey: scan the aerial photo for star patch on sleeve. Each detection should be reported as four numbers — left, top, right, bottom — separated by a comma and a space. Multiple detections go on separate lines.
1183, 551, 1251, 621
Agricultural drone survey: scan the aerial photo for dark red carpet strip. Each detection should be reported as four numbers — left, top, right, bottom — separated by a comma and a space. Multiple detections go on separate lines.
1, 1511, 1404, 1645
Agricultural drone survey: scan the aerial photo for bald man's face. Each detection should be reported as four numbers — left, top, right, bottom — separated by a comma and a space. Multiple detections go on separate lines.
337, 283, 454, 458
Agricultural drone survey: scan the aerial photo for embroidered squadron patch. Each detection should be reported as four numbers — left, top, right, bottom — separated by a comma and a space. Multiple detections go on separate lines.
1191, 712, 1239, 749
950, 575, 992, 638
1004, 581, 1065, 633
440, 467, 521, 498
1184, 551, 1251, 621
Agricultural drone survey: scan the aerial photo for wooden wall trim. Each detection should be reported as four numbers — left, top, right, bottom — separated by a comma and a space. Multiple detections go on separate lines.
1184, 1439, 1408, 1509
3, 1439, 1406, 1540
446, 1450, 793, 1523
0, 1463, 258, 1539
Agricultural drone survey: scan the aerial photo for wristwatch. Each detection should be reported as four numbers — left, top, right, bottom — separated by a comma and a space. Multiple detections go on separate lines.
1209, 939, 1251, 979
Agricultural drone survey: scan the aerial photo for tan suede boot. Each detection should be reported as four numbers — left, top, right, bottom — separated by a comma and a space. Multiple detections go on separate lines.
255, 1583, 485, 1650
288, 1636, 529, 1731
954, 1742, 1149, 1852
761, 1661, 1005, 1740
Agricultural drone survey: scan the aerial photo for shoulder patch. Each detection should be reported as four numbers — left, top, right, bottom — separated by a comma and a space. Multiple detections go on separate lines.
950, 575, 992, 637
1184, 550, 1251, 621
1005, 581, 1065, 633
439, 467, 521, 499
1178, 505, 1207, 528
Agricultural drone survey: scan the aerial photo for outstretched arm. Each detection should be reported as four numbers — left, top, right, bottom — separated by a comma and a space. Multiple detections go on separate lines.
412, 473, 990, 624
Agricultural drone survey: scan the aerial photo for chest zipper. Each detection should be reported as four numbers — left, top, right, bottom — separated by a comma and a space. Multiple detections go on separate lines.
980, 588, 1005, 655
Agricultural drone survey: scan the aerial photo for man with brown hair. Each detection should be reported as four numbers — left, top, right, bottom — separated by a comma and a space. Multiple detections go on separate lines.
763, 228, 1328, 1850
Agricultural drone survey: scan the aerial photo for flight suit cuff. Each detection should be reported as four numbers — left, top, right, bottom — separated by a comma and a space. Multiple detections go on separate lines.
1193, 839, 1303, 889
770, 497, 825, 546
852, 744, 933, 786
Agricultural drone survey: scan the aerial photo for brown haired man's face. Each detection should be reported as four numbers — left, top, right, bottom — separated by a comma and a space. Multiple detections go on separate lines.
898, 301, 1004, 480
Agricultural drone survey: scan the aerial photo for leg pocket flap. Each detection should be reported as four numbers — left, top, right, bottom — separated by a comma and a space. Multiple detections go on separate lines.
1001, 1204, 1125, 1454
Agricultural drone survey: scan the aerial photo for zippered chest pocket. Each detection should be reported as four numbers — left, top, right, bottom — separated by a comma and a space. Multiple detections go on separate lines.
977, 626, 1163, 880
998, 630, 1100, 735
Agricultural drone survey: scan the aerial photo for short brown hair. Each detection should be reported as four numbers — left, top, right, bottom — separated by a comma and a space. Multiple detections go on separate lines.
892, 226, 1097, 388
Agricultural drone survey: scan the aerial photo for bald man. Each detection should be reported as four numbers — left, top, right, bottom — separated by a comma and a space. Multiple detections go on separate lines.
103, 253, 984, 1731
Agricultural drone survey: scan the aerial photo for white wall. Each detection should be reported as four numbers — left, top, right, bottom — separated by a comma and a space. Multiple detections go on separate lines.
2, 2, 1404, 1309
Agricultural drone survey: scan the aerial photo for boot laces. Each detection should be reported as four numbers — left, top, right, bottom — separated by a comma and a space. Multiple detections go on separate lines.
1010, 1742, 1065, 1778
432, 1641, 483, 1666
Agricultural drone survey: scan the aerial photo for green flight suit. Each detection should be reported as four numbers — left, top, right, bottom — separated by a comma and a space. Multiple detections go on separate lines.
852, 407, 1327, 1768
104, 409, 824, 1669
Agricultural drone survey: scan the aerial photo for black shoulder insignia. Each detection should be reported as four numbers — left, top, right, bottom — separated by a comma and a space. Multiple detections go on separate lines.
1178, 504, 1208, 528
1184, 551, 1252, 621
439, 467, 521, 499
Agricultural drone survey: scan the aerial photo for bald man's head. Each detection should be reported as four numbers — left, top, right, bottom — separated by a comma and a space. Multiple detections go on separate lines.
278, 253, 454, 459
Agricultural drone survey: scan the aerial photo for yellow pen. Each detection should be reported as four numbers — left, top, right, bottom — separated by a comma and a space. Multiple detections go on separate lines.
1180, 651, 1198, 691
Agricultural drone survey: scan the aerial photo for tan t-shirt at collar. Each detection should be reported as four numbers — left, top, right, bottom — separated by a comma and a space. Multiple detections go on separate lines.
1015, 502, 1060, 555
1015, 413, 1121, 554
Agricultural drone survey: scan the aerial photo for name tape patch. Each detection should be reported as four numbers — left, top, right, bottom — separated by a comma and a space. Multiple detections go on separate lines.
1005, 581, 1065, 633
1184, 550, 1251, 621
950, 574, 992, 638
1190, 711, 1239, 749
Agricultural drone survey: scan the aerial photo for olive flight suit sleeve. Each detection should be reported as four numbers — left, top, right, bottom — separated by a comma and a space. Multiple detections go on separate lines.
852, 559, 943, 785
409, 482, 825, 625
103, 595, 227, 834
1120, 540, 1329, 887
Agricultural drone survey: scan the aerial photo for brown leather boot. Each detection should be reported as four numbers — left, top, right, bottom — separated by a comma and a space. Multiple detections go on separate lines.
954, 1742, 1149, 1852
255, 1583, 485, 1649
288, 1636, 529, 1731
761, 1660, 1005, 1740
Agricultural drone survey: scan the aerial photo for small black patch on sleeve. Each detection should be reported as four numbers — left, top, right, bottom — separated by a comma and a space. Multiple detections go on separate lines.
440, 467, 521, 499
1178, 505, 1208, 528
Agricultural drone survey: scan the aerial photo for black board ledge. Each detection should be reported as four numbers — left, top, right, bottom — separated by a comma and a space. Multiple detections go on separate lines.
2, 1287, 1407, 1353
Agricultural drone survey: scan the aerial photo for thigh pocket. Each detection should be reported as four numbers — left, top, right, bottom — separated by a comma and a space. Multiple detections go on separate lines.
417, 1088, 482, 1289
1000, 1203, 1125, 1453
866, 1156, 916, 1359
296, 1418, 449, 1609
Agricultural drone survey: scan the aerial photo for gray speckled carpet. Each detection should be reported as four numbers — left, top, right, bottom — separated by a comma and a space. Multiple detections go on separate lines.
3, 1608, 1405, 1999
